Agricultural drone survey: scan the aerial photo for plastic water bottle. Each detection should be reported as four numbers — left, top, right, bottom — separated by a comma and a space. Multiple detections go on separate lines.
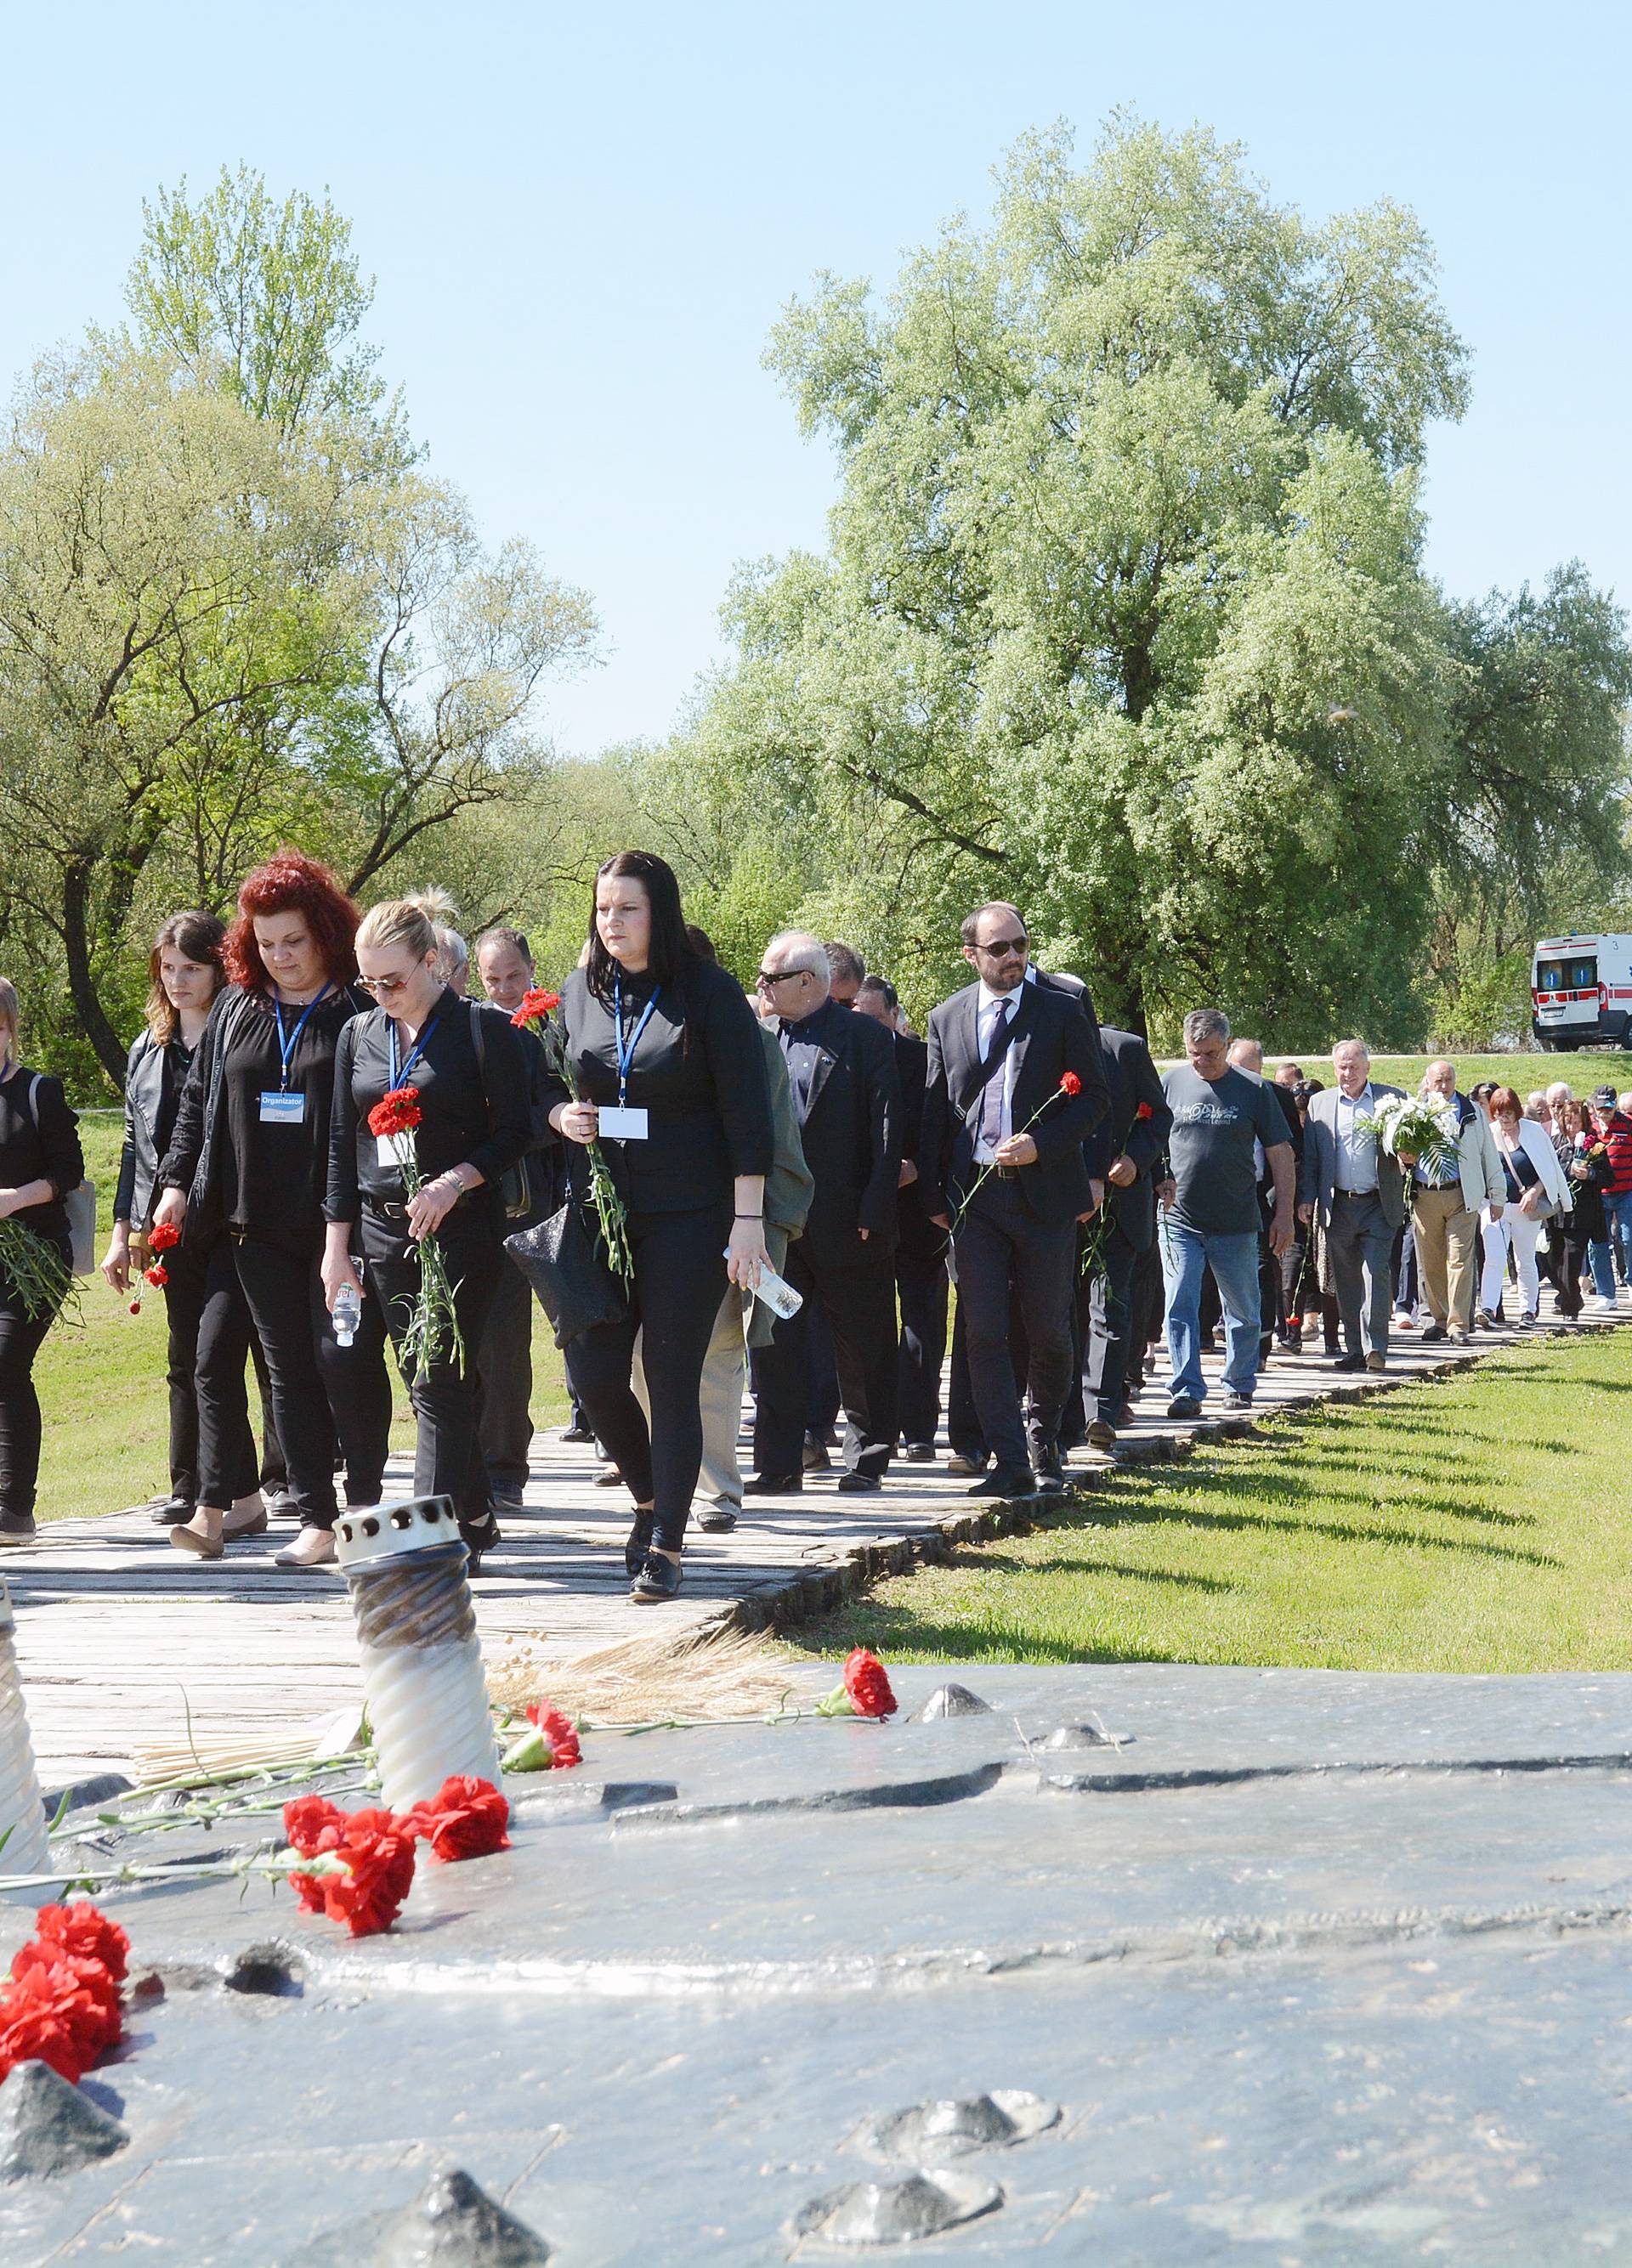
729, 1259, 802, 1320
333, 1283, 363, 1349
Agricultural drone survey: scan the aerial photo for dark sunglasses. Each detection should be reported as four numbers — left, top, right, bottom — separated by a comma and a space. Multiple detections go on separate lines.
755, 968, 809, 990
973, 936, 1028, 958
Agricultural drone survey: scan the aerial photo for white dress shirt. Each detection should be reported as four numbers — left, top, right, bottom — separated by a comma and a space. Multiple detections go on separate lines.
1333, 1083, 1379, 1193
972, 981, 1023, 1162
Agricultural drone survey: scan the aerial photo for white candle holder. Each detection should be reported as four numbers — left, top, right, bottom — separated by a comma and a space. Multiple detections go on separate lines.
334, 1496, 500, 1812
0, 1576, 51, 1889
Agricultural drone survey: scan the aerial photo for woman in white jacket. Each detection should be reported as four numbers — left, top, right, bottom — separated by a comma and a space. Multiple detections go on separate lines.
1480, 1085, 1572, 1326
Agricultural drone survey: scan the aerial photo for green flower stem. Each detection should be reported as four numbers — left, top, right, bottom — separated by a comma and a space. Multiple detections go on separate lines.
0, 1217, 76, 1325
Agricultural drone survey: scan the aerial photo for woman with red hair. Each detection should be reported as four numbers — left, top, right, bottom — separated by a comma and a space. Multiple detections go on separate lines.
153, 851, 392, 1568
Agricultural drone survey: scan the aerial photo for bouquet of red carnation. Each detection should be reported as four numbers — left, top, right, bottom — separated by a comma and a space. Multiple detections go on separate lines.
509, 987, 561, 1029
365, 1086, 464, 1370
815, 1647, 898, 1720
281, 1796, 418, 1937
0, 1901, 130, 2084
510, 980, 631, 1281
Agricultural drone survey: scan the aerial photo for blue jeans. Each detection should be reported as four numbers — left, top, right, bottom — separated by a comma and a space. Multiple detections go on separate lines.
1160, 1219, 1262, 1402
1587, 1238, 1618, 1300
1606, 1191, 1632, 1288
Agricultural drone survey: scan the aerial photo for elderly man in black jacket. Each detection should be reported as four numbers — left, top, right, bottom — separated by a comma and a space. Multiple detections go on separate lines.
748, 930, 903, 1495
921, 903, 1109, 1497
1076, 1026, 1174, 1446
854, 974, 946, 1460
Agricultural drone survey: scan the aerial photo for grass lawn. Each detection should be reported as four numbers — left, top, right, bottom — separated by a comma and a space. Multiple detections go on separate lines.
31, 1111, 571, 1524
790, 1331, 1632, 1675
1351, 1050, 1632, 1095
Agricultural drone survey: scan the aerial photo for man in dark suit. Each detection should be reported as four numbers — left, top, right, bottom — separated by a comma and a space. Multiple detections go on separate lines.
1076, 1026, 1173, 1447
921, 902, 1108, 1496
748, 931, 903, 1495
856, 975, 945, 1461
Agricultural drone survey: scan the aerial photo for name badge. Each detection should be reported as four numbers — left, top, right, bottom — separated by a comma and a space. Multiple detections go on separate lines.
598, 1106, 649, 1142
377, 1133, 416, 1171
259, 1090, 305, 1125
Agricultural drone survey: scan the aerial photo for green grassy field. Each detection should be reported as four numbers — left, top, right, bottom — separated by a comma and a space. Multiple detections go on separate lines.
31, 1113, 571, 1524
1151, 1050, 1632, 1094
790, 1332, 1632, 1675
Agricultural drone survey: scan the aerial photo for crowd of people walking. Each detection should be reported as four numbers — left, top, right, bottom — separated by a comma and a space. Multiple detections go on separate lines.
0, 848, 1625, 1587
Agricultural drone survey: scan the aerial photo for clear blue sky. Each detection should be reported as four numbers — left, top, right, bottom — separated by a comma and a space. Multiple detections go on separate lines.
3, 2, 1626, 756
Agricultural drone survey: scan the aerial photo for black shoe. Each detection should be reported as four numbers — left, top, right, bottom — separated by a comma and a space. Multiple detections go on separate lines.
801, 1438, 832, 1472
1165, 1395, 1202, 1420
1420, 1323, 1447, 1344
901, 1442, 938, 1462
1085, 1418, 1117, 1449
593, 1465, 625, 1486
490, 1485, 526, 1511
741, 1472, 802, 1496
632, 1551, 683, 1603
147, 1494, 194, 1527
836, 1471, 881, 1495
1222, 1390, 1254, 1411
966, 1466, 1040, 1498
560, 1422, 596, 1444
462, 1513, 500, 1575
1331, 1353, 1364, 1372
261, 1485, 300, 1521
624, 1511, 654, 1576
696, 1501, 739, 1533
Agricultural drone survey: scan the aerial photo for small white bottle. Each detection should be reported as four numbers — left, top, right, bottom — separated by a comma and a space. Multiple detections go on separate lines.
332, 1282, 363, 1349
726, 1258, 803, 1320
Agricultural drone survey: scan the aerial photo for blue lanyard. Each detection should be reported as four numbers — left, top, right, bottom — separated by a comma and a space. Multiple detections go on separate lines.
388, 1012, 439, 1091
612, 975, 661, 1106
271, 983, 333, 1091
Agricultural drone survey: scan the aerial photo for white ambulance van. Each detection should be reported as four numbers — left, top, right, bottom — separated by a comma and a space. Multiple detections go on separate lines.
1530, 934, 1632, 1049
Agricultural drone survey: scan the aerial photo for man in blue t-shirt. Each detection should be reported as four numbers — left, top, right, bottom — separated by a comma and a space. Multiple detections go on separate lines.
1160, 1009, 1295, 1417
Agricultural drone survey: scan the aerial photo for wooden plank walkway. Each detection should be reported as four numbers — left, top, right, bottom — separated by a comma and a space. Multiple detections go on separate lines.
8, 1309, 1626, 1786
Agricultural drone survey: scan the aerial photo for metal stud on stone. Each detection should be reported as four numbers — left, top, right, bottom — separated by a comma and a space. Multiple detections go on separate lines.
916, 1683, 992, 1721
792, 2170, 1002, 2244
334, 1497, 501, 1811
1041, 1718, 1129, 1750
0, 1578, 50, 1891
0, 2060, 129, 2182
861, 2090, 1061, 2161
370, 2169, 551, 2265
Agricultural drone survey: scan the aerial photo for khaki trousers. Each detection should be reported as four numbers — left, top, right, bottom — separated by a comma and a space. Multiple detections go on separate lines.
1412, 1185, 1479, 1331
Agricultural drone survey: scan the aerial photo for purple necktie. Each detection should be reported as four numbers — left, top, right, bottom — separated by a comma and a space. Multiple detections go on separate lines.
978, 999, 1012, 1151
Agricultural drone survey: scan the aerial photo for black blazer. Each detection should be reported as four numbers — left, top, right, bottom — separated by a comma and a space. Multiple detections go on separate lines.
778, 997, 902, 1267
1085, 1027, 1173, 1252
544, 958, 774, 1214
921, 980, 1109, 1228
892, 1031, 943, 1262
114, 1030, 192, 1229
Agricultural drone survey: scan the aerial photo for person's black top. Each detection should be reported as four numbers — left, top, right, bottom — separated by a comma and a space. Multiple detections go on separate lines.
544, 958, 774, 1213
1499, 1141, 1542, 1206
0, 1060, 84, 1248
160, 983, 363, 1254
326, 991, 532, 1236
115, 1031, 197, 1227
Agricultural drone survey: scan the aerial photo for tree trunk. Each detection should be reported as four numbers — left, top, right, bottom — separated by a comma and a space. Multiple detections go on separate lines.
61, 858, 128, 1086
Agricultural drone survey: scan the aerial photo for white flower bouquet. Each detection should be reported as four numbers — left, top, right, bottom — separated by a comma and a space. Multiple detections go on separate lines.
1356, 1094, 1459, 1180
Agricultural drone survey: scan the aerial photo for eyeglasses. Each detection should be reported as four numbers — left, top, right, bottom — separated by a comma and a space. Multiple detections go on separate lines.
755, 969, 809, 992
356, 973, 415, 996
973, 936, 1028, 958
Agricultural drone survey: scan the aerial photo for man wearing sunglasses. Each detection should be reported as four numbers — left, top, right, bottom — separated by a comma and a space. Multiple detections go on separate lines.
921, 903, 1108, 1498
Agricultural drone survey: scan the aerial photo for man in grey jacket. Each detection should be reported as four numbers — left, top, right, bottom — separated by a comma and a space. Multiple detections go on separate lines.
1408, 1059, 1504, 1344
1298, 1041, 1407, 1372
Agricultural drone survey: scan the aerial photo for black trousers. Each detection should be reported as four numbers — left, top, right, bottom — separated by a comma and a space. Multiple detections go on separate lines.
162, 1237, 260, 1505
211, 1236, 391, 1527
948, 1283, 1028, 1460
952, 1176, 1076, 1473
805, 1299, 842, 1439
366, 1214, 502, 1536
1082, 1219, 1141, 1426
754, 1243, 899, 1483
896, 1248, 948, 1447
1128, 1241, 1164, 1389
566, 1201, 730, 1553
476, 1221, 540, 1496
0, 1250, 67, 1519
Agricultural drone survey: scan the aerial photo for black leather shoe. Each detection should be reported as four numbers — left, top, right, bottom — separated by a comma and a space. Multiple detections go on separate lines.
624, 1511, 654, 1577
560, 1422, 596, 1444
696, 1501, 739, 1533
462, 1513, 500, 1576
1085, 1419, 1117, 1449
742, 1473, 802, 1496
966, 1466, 1040, 1498
1030, 1442, 1066, 1489
901, 1442, 938, 1462
1420, 1323, 1447, 1344
147, 1494, 195, 1526
836, 1472, 881, 1495
1166, 1396, 1202, 1420
1331, 1353, 1364, 1372
632, 1552, 683, 1603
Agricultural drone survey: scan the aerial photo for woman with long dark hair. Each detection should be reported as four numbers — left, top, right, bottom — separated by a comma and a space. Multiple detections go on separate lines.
153, 852, 392, 1567
323, 896, 532, 1570
545, 851, 774, 1601
0, 977, 84, 1547
102, 912, 280, 1532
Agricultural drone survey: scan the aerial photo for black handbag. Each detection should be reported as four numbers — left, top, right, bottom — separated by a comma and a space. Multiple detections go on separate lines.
503, 1202, 626, 1347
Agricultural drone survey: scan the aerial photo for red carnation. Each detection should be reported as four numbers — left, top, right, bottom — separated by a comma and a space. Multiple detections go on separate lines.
510, 987, 561, 1027
403, 1775, 511, 1863
283, 1794, 348, 1858
366, 1086, 422, 1140
34, 1902, 129, 1982
1060, 1071, 1083, 1097
128, 1297, 141, 1315
525, 1703, 582, 1768
147, 1222, 181, 1253
144, 1263, 168, 1288
842, 1646, 898, 1718
0, 1950, 122, 2084
1135, 1100, 1153, 1120
319, 1809, 417, 1937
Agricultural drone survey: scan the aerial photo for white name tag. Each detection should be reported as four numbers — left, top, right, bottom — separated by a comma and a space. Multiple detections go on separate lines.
377, 1132, 416, 1171
597, 1106, 649, 1141
259, 1090, 305, 1124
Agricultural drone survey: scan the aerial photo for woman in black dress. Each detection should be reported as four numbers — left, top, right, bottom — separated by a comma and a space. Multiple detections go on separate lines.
323, 896, 533, 1569
153, 852, 392, 1568
102, 911, 280, 1532
545, 851, 774, 1602
0, 976, 85, 1547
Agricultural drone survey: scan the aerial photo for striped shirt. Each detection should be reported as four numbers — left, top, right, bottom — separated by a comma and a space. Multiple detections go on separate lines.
1601, 1111, 1632, 1196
